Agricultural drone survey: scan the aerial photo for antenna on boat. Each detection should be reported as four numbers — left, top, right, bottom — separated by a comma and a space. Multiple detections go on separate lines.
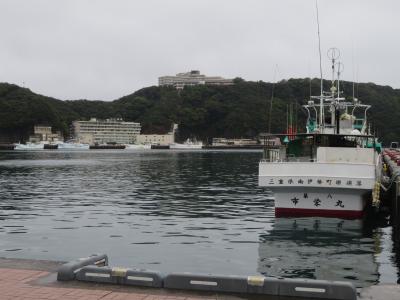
327, 48, 340, 97
268, 64, 278, 133
352, 45, 356, 101
293, 103, 296, 136
356, 65, 360, 99
315, 0, 324, 131
336, 61, 344, 100
307, 58, 312, 100
290, 103, 293, 137
327, 48, 340, 133
286, 104, 289, 137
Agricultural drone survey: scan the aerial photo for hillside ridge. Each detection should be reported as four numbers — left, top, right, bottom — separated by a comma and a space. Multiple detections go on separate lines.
1, 79, 399, 144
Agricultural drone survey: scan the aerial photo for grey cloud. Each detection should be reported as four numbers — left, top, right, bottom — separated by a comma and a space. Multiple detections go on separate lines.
0, 0, 399, 100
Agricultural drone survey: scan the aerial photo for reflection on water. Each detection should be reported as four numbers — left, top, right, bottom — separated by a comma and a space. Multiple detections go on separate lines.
0, 150, 399, 287
258, 218, 379, 287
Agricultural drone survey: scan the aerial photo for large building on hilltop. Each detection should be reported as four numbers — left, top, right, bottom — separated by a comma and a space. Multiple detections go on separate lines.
158, 70, 234, 89
72, 118, 141, 144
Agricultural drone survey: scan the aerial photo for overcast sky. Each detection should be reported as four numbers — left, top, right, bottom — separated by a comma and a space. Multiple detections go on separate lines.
0, 0, 399, 100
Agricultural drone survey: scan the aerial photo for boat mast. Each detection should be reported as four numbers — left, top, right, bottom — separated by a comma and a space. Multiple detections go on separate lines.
328, 48, 340, 133
268, 64, 278, 133
315, 0, 324, 132
329, 48, 336, 129
337, 62, 343, 101
286, 104, 289, 137
336, 62, 342, 134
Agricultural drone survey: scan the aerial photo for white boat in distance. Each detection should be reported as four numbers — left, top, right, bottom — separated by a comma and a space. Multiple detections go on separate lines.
57, 142, 89, 150
14, 142, 44, 150
125, 144, 151, 150
170, 139, 203, 150
259, 49, 381, 219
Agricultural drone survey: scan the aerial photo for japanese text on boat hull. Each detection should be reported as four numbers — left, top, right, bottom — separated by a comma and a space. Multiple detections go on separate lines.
272, 188, 368, 211
259, 176, 374, 190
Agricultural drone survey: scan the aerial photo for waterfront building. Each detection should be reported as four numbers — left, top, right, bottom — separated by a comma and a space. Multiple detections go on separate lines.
136, 134, 174, 145
34, 126, 52, 138
137, 124, 177, 145
29, 125, 63, 143
72, 118, 141, 144
158, 70, 233, 89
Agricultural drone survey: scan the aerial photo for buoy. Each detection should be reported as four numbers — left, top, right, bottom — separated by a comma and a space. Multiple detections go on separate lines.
372, 181, 381, 207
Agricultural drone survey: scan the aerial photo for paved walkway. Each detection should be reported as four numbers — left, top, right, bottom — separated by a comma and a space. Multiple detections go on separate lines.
0, 268, 215, 300
1, 260, 399, 300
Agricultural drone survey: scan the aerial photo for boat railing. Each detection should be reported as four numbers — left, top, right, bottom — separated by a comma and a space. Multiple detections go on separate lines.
260, 133, 377, 163
260, 154, 317, 163
262, 146, 286, 162
262, 147, 315, 163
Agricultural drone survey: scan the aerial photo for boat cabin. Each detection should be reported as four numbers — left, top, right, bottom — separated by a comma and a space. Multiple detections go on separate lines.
261, 133, 378, 164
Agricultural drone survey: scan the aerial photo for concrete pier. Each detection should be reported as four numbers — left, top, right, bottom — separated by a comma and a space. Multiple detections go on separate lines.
0, 258, 225, 300
2, 257, 399, 300
0, 258, 290, 300
89, 144, 126, 149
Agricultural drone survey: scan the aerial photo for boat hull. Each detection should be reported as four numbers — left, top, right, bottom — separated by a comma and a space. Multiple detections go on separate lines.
125, 144, 151, 150
259, 159, 377, 219
270, 187, 369, 219
14, 143, 44, 150
169, 143, 203, 149
58, 143, 89, 150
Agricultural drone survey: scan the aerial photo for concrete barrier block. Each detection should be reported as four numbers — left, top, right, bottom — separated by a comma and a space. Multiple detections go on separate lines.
123, 269, 163, 287
76, 266, 113, 283
76, 266, 163, 287
57, 254, 108, 281
164, 273, 248, 293
58, 255, 356, 300
278, 278, 357, 300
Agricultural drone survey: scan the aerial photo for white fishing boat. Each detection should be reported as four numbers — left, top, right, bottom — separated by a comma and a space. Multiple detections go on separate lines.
258, 49, 381, 219
125, 144, 151, 150
57, 142, 90, 150
170, 139, 203, 150
14, 142, 44, 150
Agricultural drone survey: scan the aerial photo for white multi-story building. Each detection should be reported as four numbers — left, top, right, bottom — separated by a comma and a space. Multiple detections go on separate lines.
72, 118, 141, 145
136, 134, 174, 145
158, 70, 233, 89
137, 124, 178, 145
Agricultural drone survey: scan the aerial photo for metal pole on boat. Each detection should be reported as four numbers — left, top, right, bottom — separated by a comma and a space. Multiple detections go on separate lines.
290, 103, 293, 138
328, 48, 340, 133
268, 64, 278, 134
294, 104, 296, 136
337, 62, 343, 101
315, 0, 324, 132
286, 104, 289, 136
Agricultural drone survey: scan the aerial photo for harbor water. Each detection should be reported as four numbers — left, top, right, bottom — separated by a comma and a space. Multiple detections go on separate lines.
0, 150, 399, 288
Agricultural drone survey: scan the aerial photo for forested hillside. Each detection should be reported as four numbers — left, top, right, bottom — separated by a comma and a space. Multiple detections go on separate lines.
0, 79, 399, 144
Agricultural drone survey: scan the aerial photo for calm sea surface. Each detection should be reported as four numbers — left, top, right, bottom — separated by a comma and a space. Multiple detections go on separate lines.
0, 150, 399, 287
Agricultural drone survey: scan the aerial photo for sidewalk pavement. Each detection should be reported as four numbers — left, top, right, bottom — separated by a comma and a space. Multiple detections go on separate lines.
0, 267, 218, 300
